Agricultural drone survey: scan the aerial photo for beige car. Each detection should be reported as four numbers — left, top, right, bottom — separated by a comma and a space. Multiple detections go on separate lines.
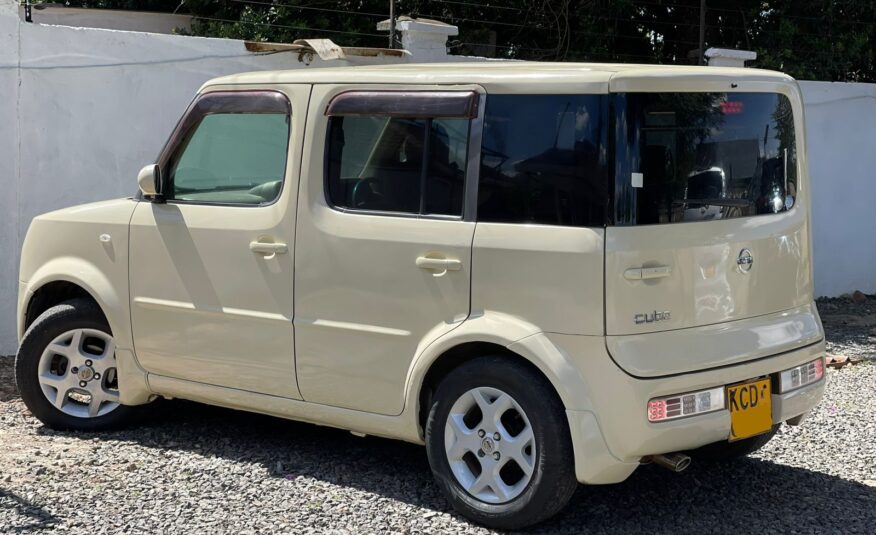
15, 62, 826, 528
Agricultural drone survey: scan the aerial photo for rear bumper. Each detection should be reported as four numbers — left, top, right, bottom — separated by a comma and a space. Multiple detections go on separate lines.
554, 334, 826, 485
605, 302, 823, 377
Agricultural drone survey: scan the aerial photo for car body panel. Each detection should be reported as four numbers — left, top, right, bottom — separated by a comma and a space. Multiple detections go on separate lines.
472, 223, 604, 336
548, 331, 825, 463
204, 62, 791, 95
293, 83, 481, 416
127, 84, 310, 399
606, 302, 823, 377
18, 198, 138, 349
16, 63, 824, 489
605, 206, 813, 336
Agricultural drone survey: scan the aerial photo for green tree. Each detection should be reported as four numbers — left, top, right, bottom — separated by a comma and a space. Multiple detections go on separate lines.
49, 1, 876, 82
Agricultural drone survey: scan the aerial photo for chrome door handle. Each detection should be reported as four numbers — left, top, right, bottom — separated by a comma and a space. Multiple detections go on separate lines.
250, 241, 288, 255
416, 256, 462, 272
624, 265, 672, 280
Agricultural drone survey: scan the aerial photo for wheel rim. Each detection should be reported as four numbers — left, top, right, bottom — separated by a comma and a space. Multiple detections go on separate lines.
37, 328, 121, 418
444, 386, 536, 504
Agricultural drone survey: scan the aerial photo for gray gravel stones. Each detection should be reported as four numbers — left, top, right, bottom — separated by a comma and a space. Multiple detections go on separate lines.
818, 294, 876, 363
2, 297, 875, 533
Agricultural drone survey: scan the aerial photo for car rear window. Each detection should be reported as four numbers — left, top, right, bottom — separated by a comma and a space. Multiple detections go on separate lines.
614, 92, 797, 225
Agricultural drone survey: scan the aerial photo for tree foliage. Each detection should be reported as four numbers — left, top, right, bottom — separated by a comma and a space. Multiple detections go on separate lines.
60, 1, 876, 81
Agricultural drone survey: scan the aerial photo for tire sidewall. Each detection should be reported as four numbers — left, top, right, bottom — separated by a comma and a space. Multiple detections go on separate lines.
15, 300, 132, 430
425, 357, 575, 527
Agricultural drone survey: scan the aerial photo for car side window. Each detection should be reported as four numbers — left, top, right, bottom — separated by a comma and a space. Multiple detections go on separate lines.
478, 94, 608, 227
325, 91, 477, 218
163, 91, 291, 206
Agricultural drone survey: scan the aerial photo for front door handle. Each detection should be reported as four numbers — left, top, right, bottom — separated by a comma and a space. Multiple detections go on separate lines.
624, 265, 672, 280
416, 256, 462, 272
250, 241, 288, 255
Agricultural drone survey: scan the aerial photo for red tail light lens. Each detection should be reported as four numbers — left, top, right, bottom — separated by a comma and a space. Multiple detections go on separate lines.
779, 357, 825, 393
647, 387, 725, 422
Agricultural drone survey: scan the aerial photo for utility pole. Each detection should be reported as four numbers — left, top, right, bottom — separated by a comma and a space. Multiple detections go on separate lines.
389, 0, 396, 49
698, 0, 706, 65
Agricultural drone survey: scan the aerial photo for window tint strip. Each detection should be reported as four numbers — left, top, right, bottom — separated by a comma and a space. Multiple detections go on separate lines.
325, 91, 479, 119
158, 90, 290, 174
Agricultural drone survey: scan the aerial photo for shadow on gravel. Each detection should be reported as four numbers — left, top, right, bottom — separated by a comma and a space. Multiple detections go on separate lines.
548, 459, 876, 533
0, 489, 59, 532
32, 399, 876, 533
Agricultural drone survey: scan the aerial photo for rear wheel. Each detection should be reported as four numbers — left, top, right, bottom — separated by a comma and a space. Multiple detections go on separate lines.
691, 426, 779, 461
425, 357, 577, 529
15, 299, 138, 430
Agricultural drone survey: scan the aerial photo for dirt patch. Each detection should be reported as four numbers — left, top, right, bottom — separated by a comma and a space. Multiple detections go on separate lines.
0, 355, 17, 401
816, 295, 876, 362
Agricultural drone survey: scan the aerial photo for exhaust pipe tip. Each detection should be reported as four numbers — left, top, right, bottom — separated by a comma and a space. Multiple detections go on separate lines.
647, 452, 692, 473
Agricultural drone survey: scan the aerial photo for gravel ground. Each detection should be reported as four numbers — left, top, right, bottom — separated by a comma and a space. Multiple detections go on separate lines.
816, 295, 876, 362
2, 297, 875, 534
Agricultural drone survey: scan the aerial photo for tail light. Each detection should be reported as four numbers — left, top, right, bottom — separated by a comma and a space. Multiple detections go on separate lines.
648, 386, 725, 422
779, 357, 824, 393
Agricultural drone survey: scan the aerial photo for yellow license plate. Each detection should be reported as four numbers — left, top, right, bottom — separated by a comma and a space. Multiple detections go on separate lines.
727, 378, 772, 441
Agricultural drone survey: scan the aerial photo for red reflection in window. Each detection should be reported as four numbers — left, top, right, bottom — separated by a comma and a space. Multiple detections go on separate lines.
720, 101, 744, 114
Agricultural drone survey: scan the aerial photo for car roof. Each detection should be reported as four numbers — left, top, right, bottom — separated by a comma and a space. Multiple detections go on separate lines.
204, 61, 796, 93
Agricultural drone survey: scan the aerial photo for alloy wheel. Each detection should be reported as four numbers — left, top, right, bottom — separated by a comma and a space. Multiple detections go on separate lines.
444, 386, 536, 504
36, 328, 120, 418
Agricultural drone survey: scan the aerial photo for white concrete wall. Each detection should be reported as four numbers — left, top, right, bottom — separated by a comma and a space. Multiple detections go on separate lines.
0, 0, 471, 354
799, 81, 876, 298
0, 0, 873, 354
0, 1, 21, 357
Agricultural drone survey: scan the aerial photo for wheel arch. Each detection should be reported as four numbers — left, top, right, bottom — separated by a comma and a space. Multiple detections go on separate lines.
20, 259, 131, 349
407, 314, 597, 438
24, 281, 102, 332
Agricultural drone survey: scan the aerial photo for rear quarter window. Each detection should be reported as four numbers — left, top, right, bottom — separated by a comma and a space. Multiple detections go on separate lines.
477, 94, 609, 227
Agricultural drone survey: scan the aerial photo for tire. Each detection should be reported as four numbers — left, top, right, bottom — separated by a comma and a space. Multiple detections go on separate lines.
15, 298, 139, 431
691, 425, 779, 461
425, 356, 577, 529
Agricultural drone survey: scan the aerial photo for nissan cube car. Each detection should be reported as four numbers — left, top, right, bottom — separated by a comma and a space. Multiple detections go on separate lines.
15, 62, 826, 529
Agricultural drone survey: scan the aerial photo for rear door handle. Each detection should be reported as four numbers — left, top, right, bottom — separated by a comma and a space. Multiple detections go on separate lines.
624, 265, 672, 280
250, 241, 288, 255
416, 256, 462, 272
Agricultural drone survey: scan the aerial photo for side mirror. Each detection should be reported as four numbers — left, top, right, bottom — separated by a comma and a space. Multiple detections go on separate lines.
137, 164, 160, 197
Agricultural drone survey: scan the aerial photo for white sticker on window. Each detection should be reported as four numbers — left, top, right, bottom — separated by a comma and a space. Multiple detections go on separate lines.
631, 172, 644, 188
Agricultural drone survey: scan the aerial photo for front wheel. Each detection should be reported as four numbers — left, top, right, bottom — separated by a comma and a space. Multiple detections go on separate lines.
15, 299, 139, 430
425, 357, 577, 529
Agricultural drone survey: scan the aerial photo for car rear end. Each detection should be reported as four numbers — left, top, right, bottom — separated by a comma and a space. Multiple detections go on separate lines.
581, 68, 825, 476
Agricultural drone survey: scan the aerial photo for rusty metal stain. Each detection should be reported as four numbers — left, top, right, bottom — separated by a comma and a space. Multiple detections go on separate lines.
244, 40, 407, 61
341, 47, 407, 58
244, 41, 307, 53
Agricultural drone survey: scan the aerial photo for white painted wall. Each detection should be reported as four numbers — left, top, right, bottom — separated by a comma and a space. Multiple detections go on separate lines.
0, 0, 475, 354
0, 0, 21, 358
799, 81, 876, 298
0, 0, 873, 355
